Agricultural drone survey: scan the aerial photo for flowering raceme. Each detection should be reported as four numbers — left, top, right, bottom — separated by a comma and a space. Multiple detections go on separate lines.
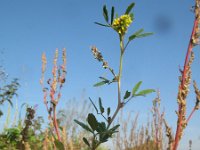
112, 14, 133, 36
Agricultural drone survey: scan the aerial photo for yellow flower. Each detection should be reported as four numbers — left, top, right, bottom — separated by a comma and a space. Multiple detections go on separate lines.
112, 14, 133, 36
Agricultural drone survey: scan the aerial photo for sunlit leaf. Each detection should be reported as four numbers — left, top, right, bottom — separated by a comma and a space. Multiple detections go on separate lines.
135, 89, 155, 97
125, 3, 135, 14
132, 81, 142, 96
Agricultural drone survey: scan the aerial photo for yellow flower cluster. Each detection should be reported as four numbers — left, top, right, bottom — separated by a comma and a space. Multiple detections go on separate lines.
112, 14, 132, 35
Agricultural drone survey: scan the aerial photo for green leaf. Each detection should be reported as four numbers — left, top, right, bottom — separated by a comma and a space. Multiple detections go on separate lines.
89, 97, 98, 114
123, 90, 131, 100
94, 77, 110, 87
74, 119, 93, 133
136, 32, 153, 38
99, 76, 110, 81
83, 137, 90, 147
129, 29, 144, 41
129, 29, 153, 42
0, 110, 3, 117
132, 81, 142, 96
125, 3, 135, 14
130, 13, 134, 20
110, 124, 120, 131
96, 122, 106, 133
99, 97, 104, 114
111, 6, 115, 24
87, 113, 98, 131
54, 139, 64, 150
135, 89, 155, 97
94, 81, 107, 87
94, 22, 111, 27
107, 107, 111, 116
103, 5, 109, 23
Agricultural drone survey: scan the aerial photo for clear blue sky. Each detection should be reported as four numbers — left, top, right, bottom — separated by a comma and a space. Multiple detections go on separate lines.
0, 0, 200, 149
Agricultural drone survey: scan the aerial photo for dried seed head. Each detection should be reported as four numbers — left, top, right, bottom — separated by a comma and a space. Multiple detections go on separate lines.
62, 48, 67, 73
91, 46, 104, 61
41, 53, 47, 85
54, 49, 58, 65
103, 61, 108, 69
193, 80, 200, 109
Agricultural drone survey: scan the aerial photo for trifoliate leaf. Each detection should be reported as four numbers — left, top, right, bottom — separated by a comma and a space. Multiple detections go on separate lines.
132, 81, 142, 96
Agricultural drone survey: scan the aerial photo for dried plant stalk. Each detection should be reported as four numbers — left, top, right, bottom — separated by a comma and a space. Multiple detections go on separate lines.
40, 48, 67, 142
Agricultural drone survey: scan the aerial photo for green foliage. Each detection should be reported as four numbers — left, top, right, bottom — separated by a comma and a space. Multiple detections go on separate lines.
54, 139, 65, 150
125, 3, 135, 14
75, 98, 120, 149
76, 2, 154, 150
98, 98, 104, 114
0, 78, 19, 108
103, 5, 109, 23
124, 90, 131, 100
134, 89, 156, 97
74, 120, 93, 133
111, 6, 115, 25
94, 77, 114, 87
129, 29, 153, 42
87, 113, 98, 131
131, 81, 155, 97
6, 127, 21, 143
132, 81, 142, 96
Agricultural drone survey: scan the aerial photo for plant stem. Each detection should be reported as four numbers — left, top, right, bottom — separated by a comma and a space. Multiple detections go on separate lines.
186, 107, 196, 124
53, 106, 61, 141
173, 18, 198, 150
107, 35, 124, 129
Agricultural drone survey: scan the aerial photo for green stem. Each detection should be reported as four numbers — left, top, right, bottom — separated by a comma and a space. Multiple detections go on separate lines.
107, 35, 124, 129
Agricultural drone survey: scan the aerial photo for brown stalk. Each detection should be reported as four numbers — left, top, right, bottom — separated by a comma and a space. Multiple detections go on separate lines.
173, 1, 199, 149
40, 49, 66, 142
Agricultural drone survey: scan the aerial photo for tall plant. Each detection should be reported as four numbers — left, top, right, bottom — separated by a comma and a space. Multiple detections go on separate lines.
40, 49, 66, 142
75, 3, 154, 150
163, 0, 200, 150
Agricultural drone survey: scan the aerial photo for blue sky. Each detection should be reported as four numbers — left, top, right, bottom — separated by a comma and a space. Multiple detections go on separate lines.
0, 0, 200, 149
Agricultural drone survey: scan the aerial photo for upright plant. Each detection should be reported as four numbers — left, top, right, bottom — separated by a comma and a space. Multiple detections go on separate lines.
75, 3, 155, 150
40, 49, 67, 142
163, 0, 200, 150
